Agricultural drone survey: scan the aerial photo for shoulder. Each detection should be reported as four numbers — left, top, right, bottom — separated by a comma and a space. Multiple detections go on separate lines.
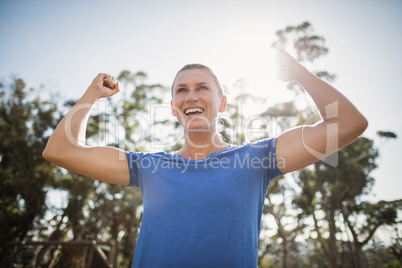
219, 138, 279, 158
233, 137, 279, 152
126, 150, 182, 163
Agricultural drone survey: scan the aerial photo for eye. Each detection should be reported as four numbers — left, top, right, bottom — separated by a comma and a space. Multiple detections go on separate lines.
199, 86, 208, 90
177, 88, 186, 93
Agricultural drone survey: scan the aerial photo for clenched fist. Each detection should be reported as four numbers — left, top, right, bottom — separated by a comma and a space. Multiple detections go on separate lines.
274, 52, 308, 82
88, 73, 120, 99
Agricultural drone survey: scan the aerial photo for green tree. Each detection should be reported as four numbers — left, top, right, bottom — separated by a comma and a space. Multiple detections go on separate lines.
341, 199, 401, 267
293, 137, 378, 267
258, 21, 334, 267
262, 176, 306, 268
0, 77, 60, 266
1, 70, 171, 267
293, 136, 402, 268
115, 69, 169, 151
260, 21, 401, 268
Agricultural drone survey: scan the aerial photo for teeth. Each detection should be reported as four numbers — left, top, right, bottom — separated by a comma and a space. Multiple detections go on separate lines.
184, 108, 204, 115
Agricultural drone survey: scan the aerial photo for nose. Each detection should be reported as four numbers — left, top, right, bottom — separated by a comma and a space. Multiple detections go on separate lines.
185, 89, 198, 102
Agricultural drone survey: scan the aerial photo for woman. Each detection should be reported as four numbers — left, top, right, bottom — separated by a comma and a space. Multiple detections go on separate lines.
43, 52, 368, 267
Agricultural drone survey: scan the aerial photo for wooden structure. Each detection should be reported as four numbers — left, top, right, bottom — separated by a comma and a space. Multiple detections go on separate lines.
6, 240, 117, 268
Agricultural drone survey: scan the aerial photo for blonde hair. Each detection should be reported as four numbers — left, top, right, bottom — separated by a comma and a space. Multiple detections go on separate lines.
171, 64, 223, 98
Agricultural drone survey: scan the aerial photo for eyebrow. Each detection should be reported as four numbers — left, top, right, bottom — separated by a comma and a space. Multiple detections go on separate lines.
175, 82, 210, 89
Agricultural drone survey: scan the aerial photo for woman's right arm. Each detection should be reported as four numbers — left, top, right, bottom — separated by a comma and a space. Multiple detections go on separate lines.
42, 73, 130, 185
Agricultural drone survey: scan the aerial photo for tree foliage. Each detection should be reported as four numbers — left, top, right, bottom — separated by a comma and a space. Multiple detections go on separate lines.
0, 78, 61, 265
0, 72, 170, 267
257, 22, 402, 268
377, 131, 397, 139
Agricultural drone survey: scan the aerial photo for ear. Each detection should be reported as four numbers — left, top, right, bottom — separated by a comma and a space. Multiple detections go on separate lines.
219, 95, 227, 113
171, 101, 177, 117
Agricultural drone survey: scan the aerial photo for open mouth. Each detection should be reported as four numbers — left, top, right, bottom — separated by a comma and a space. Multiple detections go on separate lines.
184, 108, 205, 116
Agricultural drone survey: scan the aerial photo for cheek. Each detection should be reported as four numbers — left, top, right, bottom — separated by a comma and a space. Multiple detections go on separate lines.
171, 99, 179, 109
171, 99, 183, 116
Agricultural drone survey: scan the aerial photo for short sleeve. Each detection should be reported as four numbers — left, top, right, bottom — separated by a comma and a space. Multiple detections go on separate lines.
267, 137, 284, 179
125, 151, 143, 187
251, 137, 284, 181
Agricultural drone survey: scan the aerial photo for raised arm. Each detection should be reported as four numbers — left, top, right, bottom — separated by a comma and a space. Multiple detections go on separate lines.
275, 52, 368, 173
42, 74, 130, 185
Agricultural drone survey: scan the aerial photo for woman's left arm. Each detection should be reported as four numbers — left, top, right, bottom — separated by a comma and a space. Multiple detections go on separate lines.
275, 52, 368, 173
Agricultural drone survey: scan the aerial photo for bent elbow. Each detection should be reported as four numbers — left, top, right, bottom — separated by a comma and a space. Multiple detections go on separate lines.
344, 116, 368, 144
356, 116, 369, 136
339, 115, 368, 148
42, 144, 60, 164
42, 146, 54, 162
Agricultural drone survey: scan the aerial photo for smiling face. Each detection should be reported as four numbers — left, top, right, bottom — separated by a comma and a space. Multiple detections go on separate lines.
171, 68, 227, 132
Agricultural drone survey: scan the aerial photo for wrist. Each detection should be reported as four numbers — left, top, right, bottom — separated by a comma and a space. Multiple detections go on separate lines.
83, 86, 103, 103
292, 65, 312, 83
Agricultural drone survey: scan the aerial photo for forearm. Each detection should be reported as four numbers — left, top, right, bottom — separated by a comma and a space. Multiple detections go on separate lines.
295, 68, 368, 145
41, 74, 129, 185
275, 52, 368, 173
43, 88, 101, 159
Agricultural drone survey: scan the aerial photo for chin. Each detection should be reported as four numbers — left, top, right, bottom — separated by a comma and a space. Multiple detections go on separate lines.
183, 120, 213, 132
186, 124, 211, 131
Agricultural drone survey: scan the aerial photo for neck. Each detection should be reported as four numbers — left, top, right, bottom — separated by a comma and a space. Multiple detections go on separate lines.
179, 131, 227, 160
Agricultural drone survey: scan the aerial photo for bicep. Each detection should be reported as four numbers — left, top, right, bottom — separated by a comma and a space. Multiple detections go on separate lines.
276, 122, 336, 173
52, 146, 130, 185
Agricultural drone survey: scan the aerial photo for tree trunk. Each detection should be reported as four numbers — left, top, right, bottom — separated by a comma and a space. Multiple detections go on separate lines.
283, 244, 292, 268
327, 211, 341, 268
353, 242, 366, 268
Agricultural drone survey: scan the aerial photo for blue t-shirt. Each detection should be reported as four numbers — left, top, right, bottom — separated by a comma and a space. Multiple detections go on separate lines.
126, 138, 283, 268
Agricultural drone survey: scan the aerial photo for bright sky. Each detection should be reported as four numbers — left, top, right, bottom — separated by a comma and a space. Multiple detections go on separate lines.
1, 0, 401, 202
